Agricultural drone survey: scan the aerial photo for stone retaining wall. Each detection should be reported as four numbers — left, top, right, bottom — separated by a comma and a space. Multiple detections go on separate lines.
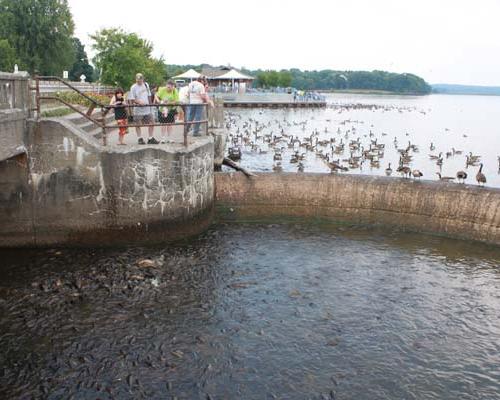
215, 172, 500, 245
0, 119, 214, 247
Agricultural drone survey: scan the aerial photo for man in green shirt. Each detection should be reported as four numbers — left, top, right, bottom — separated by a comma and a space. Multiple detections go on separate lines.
155, 80, 179, 143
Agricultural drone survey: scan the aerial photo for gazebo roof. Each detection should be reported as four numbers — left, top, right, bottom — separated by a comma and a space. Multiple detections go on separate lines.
213, 69, 254, 80
172, 68, 201, 79
201, 65, 231, 79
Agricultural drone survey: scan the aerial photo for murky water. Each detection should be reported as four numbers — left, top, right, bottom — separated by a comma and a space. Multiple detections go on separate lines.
1, 224, 500, 399
225, 93, 500, 187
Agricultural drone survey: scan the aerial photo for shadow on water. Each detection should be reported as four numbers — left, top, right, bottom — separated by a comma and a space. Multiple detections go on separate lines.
1, 223, 500, 399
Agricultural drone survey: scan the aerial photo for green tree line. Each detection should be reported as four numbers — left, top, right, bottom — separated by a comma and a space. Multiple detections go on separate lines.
248, 68, 430, 94
166, 64, 431, 94
284, 69, 431, 94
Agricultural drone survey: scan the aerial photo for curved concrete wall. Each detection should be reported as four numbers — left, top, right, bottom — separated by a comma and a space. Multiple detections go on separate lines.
215, 172, 500, 245
0, 119, 214, 247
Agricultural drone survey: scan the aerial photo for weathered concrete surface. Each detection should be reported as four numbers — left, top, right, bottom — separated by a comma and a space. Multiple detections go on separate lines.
212, 128, 227, 167
0, 72, 31, 161
215, 172, 500, 245
0, 118, 214, 247
0, 153, 34, 247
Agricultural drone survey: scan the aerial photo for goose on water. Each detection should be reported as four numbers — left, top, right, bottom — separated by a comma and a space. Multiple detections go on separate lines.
436, 173, 454, 182
385, 163, 393, 176
397, 166, 411, 178
412, 170, 423, 180
456, 170, 467, 183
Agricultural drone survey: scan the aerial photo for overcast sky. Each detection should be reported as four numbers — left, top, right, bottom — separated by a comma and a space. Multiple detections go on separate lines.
68, 0, 500, 86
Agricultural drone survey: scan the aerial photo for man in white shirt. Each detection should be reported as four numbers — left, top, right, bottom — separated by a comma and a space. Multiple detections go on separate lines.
186, 76, 209, 136
128, 73, 158, 144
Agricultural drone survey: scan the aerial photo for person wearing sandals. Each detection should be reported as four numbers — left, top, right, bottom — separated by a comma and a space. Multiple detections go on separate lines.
109, 88, 128, 145
155, 80, 179, 143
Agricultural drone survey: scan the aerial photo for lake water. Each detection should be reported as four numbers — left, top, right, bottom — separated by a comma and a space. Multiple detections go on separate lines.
1, 224, 500, 399
225, 93, 500, 187
1, 93, 500, 399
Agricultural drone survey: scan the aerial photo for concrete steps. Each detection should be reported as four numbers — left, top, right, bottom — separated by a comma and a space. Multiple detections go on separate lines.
59, 111, 116, 140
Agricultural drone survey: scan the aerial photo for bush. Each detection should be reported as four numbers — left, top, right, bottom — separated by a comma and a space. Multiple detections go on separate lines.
54, 91, 111, 107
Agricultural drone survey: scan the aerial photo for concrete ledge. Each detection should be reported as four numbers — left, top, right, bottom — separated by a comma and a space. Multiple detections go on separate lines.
0, 72, 30, 80
215, 172, 500, 245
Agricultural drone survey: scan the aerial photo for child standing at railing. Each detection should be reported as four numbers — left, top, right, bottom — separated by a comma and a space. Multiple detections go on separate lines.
110, 88, 128, 145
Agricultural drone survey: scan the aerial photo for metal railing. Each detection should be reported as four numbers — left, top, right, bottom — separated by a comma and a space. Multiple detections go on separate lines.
33, 76, 210, 147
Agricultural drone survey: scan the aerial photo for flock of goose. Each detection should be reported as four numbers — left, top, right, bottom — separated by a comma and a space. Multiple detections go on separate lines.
225, 106, 498, 187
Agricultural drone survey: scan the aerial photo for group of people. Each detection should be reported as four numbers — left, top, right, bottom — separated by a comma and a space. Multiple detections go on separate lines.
293, 90, 325, 102
110, 73, 212, 145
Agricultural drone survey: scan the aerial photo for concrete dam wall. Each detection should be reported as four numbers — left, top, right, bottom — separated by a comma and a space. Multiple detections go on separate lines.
2, 73, 500, 247
215, 172, 500, 245
1, 119, 214, 247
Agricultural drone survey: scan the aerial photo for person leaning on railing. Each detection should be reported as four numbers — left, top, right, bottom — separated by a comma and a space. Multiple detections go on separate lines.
155, 80, 179, 144
177, 82, 189, 122
186, 76, 213, 137
109, 88, 128, 145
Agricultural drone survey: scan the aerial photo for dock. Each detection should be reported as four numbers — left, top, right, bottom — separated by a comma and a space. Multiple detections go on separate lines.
217, 92, 327, 108
223, 101, 326, 108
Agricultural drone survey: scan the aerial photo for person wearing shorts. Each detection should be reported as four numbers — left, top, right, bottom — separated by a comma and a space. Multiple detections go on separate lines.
109, 88, 128, 145
155, 80, 179, 143
128, 73, 159, 144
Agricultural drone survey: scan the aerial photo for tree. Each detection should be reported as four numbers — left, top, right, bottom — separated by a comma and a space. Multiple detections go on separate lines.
0, 39, 17, 72
69, 38, 94, 82
91, 28, 166, 89
255, 70, 291, 88
278, 71, 292, 88
256, 71, 269, 88
0, 0, 75, 75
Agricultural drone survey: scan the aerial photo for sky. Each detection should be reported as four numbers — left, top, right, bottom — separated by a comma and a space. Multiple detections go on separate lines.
68, 0, 500, 86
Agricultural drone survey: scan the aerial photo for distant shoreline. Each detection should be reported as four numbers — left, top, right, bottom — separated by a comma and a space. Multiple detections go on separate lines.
316, 89, 500, 97
431, 84, 500, 97
431, 91, 500, 97
317, 89, 428, 96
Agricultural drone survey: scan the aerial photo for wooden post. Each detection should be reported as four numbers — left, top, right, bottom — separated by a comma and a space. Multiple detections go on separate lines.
35, 75, 40, 120
101, 107, 107, 146
183, 105, 188, 147
86, 102, 96, 117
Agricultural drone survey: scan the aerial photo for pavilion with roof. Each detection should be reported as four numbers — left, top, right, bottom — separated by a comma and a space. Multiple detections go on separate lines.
174, 66, 255, 93
171, 68, 201, 82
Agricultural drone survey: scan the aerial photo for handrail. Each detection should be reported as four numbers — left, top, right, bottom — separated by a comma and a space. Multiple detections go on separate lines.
33, 76, 212, 147
35, 76, 106, 108
112, 103, 209, 147
38, 96, 104, 128
32, 76, 213, 146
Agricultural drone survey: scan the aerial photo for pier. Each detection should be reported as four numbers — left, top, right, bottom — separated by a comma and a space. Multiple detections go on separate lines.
224, 101, 326, 108
219, 92, 327, 108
